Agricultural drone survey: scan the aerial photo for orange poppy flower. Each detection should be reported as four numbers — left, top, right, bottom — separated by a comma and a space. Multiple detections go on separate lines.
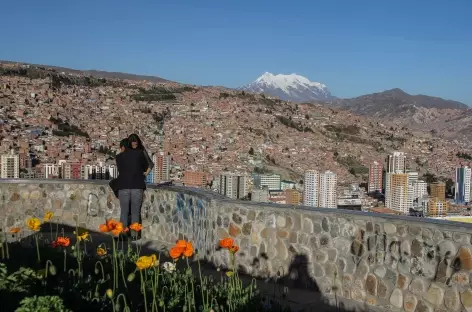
99, 224, 108, 232
99, 219, 124, 236
106, 219, 119, 231
219, 238, 234, 249
229, 245, 239, 254
169, 246, 184, 259
9, 227, 20, 234
123, 227, 129, 233
183, 242, 194, 257
175, 240, 187, 249
52, 236, 70, 248
129, 223, 143, 232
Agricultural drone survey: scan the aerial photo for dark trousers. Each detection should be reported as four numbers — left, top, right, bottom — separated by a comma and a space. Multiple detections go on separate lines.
119, 189, 143, 237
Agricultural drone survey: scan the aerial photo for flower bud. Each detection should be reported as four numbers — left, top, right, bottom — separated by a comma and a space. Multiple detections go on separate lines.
106, 289, 113, 299
127, 272, 136, 282
48, 264, 57, 276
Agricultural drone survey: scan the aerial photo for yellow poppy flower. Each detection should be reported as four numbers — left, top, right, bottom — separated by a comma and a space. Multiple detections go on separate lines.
44, 211, 54, 221
77, 231, 89, 241
136, 254, 159, 270
26, 217, 41, 231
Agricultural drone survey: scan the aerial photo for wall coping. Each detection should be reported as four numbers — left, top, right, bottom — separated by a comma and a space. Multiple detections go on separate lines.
1, 178, 472, 230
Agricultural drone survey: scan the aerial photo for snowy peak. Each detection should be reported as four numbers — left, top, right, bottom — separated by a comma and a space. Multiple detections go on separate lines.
241, 72, 333, 102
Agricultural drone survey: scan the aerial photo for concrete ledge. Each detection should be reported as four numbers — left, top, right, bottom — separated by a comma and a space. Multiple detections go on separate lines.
2, 179, 472, 312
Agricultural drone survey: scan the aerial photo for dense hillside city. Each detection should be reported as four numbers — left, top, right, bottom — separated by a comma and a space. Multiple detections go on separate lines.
1, 61, 471, 219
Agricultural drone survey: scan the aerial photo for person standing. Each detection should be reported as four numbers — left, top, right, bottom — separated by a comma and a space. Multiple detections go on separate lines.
115, 143, 148, 239
109, 138, 129, 198
128, 133, 154, 177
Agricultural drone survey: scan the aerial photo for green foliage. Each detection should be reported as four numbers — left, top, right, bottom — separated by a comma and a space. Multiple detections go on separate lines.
1, 236, 290, 312
0, 263, 42, 293
15, 296, 71, 312
49, 118, 89, 138
456, 152, 472, 160
336, 155, 369, 176
276, 116, 302, 132
422, 172, 438, 184
131, 86, 178, 102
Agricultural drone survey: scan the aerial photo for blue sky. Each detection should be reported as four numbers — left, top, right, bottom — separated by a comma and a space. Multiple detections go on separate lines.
1, 0, 471, 104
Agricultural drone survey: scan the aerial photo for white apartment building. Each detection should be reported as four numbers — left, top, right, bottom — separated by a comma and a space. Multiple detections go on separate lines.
1, 150, 19, 179
407, 171, 419, 184
412, 180, 427, 201
455, 166, 472, 204
319, 171, 337, 208
304, 170, 319, 207
219, 172, 249, 199
385, 173, 393, 208
82, 164, 117, 180
43, 163, 60, 179
258, 174, 281, 190
387, 152, 406, 173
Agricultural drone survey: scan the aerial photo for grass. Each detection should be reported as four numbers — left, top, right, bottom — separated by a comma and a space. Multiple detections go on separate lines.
0, 214, 291, 312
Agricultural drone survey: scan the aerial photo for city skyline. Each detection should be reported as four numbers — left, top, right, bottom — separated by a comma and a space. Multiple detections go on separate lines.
0, 0, 470, 104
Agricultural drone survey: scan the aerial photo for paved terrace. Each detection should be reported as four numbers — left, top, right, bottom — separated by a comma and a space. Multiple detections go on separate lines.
1, 179, 472, 312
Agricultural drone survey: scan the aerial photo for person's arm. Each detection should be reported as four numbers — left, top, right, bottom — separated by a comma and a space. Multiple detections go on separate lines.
141, 152, 150, 175
143, 149, 154, 176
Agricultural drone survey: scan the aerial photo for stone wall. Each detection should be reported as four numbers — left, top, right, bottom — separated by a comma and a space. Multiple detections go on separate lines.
1, 179, 472, 312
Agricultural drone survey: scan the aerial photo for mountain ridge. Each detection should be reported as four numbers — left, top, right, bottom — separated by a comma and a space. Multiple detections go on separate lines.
329, 88, 469, 118
240, 72, 335, 102
0, 60, 172, 83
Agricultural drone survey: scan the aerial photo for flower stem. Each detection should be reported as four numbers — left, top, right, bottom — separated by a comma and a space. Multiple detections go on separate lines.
35, 234, 41, 263
112, 238, 117, 291
197, 257, 206, 309
140, 270, 148, 312
63, 249, 67, 272
4, 233, 9, 259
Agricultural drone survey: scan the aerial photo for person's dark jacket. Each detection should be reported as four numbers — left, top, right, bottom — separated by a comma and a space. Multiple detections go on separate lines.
142, 148, 154, 170
115, 149, 148, 190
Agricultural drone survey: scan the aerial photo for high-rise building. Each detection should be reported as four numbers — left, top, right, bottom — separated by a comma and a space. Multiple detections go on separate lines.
368, 160, 383, 193
412, 180, 427, 202
385, 173, 412, 214
1, 150, 20, 178
303, 170, 337, 208
387, 152, 406, 173
430, 182, 446, 201
319, 171, 337, 208
61, 162, 82, 179
455, 166, 471, 204
304, 170, 320, 207
219, 172, 249, 199
152, 151, 171, 183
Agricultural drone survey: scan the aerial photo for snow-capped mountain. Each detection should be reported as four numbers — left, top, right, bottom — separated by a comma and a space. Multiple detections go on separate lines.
240, 72, 334, 102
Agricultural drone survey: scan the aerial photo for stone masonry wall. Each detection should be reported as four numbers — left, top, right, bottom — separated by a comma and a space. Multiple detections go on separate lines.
1, 179, 472, 312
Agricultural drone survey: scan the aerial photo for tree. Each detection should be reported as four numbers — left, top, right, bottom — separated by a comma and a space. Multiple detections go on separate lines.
248, 147, 254, 155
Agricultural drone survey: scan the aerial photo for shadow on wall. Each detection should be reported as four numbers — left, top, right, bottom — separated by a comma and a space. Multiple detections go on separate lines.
0, 222, 362, 312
